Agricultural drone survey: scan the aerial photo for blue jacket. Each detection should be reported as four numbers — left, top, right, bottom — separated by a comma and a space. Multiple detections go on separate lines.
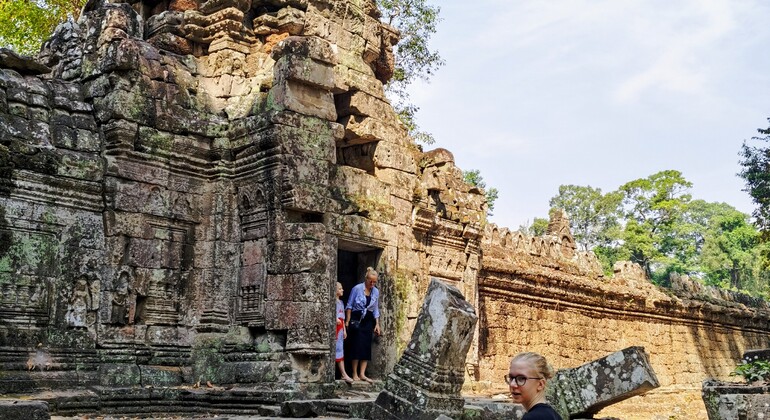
345, 282, 380, 319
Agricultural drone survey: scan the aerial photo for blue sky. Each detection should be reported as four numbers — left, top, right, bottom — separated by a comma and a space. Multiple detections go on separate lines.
408, 0, 770, 230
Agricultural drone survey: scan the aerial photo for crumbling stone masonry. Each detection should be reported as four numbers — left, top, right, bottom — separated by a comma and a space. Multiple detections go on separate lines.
2, 0, 770, 418
371, 278, 478, 420
0, 0, 485, 411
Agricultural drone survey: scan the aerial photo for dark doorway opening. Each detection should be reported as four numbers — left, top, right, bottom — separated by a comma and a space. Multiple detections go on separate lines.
336, 240, 381, 380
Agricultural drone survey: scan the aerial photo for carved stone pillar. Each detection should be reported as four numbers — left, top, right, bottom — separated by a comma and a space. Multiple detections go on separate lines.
371, 278, 478, 420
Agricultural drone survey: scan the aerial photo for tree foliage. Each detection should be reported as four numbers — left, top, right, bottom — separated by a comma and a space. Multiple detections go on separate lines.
548, 185, 622, 251
463, 169, 499, 216
377, 0, 444, 144
740, 118, 770, 232
617, 170, 693, 282
543, 170, 768, 294
0, 0, 83, 55
518, 217, 549, 237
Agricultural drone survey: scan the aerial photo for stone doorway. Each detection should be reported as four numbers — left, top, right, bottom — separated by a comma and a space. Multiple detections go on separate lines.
336, 240, 382, 379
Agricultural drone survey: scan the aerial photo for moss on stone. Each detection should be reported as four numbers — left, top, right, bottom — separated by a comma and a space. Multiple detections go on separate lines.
393, 271, 410, 355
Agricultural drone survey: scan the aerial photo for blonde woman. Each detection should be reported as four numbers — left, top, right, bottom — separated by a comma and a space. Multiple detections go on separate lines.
344, 267, 381, 383
506, 352, 562, 419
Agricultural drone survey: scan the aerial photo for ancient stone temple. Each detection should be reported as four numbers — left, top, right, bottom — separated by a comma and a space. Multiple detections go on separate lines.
1, 0, 770, 418
0, 0, 485, 406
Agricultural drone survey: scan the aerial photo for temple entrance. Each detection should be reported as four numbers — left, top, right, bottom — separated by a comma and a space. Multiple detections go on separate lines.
336, 240, 381, 380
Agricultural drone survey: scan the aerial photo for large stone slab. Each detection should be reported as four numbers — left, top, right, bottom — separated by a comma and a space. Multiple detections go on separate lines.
370, 278, 478, 420
546, 346, 660, 419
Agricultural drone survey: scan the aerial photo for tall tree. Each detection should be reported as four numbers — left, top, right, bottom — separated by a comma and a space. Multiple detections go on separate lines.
548, 185, 623, 251
617, 170, 693, 282
700, 208, 760, 290
377, 0, 444, 144
740, 118, 770, 233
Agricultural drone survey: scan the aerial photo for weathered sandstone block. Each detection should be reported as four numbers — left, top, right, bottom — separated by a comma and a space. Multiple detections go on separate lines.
547, 346, 660, 419
370, 278, 478, 420
702, 379, 770, 420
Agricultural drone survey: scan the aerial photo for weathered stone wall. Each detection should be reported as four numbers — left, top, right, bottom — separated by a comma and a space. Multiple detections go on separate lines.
477, 224, 770, 419
2, 0, 770, 418
0, 0, 486, 403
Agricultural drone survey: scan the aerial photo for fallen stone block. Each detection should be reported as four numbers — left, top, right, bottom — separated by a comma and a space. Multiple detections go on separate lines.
547, 346, 659, 419
370, 278, 478, 420
702, 379, 770, 420
0, 400, 50, 420
280, 399, 328, 417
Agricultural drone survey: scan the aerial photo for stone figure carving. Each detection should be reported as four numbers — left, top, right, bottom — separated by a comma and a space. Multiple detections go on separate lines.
65, 277, 90, 329
110, 271, 130, 325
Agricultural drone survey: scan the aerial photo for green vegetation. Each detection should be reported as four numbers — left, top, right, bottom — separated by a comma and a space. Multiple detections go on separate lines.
740, 118, 770, 233
0, 0, 85, 55
731, 359, 770, 383
463, 169, 499, 216
539, 169, 769, 295
377, 0, 444, 144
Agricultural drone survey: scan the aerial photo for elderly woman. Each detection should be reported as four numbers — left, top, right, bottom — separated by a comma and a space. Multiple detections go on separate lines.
507, 352, 562, 420
345, 267, 381, 383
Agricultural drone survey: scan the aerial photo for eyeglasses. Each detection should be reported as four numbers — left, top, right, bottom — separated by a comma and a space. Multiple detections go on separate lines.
504, 374, 543, 387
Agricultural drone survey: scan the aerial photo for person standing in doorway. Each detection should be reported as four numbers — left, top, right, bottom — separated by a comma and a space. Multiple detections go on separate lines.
345, 267, 381, 383
335, 282, 354, 383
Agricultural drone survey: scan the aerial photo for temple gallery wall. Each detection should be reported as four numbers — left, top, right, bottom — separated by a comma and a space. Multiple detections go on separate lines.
0, 0, 768, 418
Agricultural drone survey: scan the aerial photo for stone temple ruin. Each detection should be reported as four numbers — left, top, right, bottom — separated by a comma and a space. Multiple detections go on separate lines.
1, 0, 770, 418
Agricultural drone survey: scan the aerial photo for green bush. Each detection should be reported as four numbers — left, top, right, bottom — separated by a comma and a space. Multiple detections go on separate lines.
731, 359, 770, 383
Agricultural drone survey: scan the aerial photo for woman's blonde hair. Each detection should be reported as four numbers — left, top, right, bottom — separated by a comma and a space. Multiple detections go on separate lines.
511, 352, 555, 380
365, 267, 378, 279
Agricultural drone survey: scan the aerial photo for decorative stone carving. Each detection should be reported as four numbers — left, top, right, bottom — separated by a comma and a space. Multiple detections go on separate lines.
370, 278, 478, 420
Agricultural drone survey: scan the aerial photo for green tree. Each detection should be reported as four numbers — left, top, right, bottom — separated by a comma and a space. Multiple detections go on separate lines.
740, 118, 770, 233
463, 169, 498, 216
0, 0, 83, 55
377, 0, 444, 144
548, 185, 623, 251
518, 217, 549, 237
700, 208, 760, 290
617, 170, 693, 282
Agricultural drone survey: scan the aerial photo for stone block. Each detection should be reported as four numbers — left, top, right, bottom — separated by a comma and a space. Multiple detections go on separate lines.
264, 300, 328, 331
274, 54, 336, 91
281, 400, 328, 417
371, 278, 478, 420
56, 149, 104, 181
340, 114, 407, 145
99, 363, 142, 387
139, 365, 184, 386
256, 123, 337, 163
268, 80, 337, 122
702, 379, 770, 420
335, 46, 376, 77
547, 346, 660, 419
0, 400, 50, 420
336, 90, 394, 122
373, 141, 418, 172
267, 239, 330, 274
271, 35, 337, 65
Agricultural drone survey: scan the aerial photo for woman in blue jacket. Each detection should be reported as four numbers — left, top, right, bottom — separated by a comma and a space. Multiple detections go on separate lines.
345, 267, 381, 383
